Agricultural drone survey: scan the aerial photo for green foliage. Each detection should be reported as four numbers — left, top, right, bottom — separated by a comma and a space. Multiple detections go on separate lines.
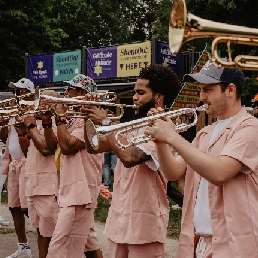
0, 0, 67, 90
0, 0, 258, 103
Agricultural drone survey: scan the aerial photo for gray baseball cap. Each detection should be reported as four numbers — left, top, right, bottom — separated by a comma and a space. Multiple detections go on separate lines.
183, 59, 245, 87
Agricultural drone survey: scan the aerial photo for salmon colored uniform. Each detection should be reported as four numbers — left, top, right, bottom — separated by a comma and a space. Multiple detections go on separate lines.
25, 119, 59, 237
177, 107, 258, 258
2, 125, 27, 208
47, 118, 103, 258
104, 130, 170, 258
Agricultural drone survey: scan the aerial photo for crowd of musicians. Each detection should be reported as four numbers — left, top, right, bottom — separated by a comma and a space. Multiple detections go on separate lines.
0, 61, 258, 258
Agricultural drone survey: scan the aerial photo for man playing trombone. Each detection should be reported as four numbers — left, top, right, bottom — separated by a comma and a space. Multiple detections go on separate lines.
144, 60, 258, 257
84, 64, 181, 258
0, 78, 34, 258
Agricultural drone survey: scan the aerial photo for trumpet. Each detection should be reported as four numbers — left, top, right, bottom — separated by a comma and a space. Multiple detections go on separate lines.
35, 88, 135, 119
74, 92, 117, 102
86, 104, 208, 150
0, 92, 34, 109
169, 0, 258, 70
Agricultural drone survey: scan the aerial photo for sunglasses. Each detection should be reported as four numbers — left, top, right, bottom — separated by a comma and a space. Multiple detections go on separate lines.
11, 89, 29, 95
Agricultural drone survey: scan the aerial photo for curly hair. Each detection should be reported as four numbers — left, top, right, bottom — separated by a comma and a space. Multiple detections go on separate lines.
138, 64, 182, 108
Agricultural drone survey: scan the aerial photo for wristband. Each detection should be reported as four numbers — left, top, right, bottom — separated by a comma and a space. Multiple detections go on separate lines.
42, 120, 52, 128
55, 116, 67, 126
152, 139, 162, 144
18, 132, 27, 141
27, 123, 36, 130
0, 121, 8, 127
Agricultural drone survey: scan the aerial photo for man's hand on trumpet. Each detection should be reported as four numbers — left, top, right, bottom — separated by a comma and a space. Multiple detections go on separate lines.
144, 114, 177, 145
54, 103, 68, 117
14, 115, 27, 136
80, 105, 108, 125
38, 103, 53, 122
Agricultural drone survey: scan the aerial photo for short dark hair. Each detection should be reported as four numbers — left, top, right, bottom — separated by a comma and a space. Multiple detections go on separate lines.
138, 64, 182, 108
220, 82, 242, 100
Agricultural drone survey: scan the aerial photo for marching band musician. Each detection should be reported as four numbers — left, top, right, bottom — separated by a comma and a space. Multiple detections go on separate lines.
84, 64, 181, 258
45, 74, 103, 258
144, 60, 258, 257
14, 89, 60, 258
0, 78, 34, 258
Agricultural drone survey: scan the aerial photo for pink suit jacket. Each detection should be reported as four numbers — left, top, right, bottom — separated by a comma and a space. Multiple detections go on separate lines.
177, 107, 258, 258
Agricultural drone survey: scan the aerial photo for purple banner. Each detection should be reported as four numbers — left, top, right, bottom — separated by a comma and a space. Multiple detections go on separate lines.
28, 54, 53, 83
87, 47, 117, 79
157, 42, 180, 76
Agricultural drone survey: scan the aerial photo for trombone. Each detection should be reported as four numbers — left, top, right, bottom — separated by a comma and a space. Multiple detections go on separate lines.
35, 88, 135, 119
86, 104, 207, 150
0, 92, 34, 109
169, 0, 258, 70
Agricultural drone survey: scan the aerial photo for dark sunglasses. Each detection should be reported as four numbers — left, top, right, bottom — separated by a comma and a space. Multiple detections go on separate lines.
11, 89, 30, 95
12, 89, 21, 95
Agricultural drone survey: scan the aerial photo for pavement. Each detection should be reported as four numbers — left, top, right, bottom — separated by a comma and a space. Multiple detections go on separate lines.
0, 203, 178, 258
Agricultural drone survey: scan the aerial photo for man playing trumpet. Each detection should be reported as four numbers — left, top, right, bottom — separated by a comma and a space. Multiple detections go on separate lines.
14, 89, 60, 258
144, 60, 258, 257
84, 64, 181, 258
45, 74, 103, 258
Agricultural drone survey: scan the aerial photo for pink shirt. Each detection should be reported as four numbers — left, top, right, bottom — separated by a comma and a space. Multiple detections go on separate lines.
177, 107, 258, 258
104, 131, 169, 244
25, 119, 58, 196
58, 118, 103, 208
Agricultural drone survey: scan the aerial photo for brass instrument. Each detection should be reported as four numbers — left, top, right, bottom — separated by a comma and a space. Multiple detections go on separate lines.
0, 92, 34, 109
169, 0, 258, 70
35, 88, 135, 119
74, 92, 117, 102
86, 104, 207, 150
0, 92, 44, 129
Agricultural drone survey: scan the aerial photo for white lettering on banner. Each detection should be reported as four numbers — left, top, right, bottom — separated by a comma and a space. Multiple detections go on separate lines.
120, 47, 148, 56
163, 57, 177, 65
93, 52, 113, 58
160, 48, 177, 57
94, 60, 112, 66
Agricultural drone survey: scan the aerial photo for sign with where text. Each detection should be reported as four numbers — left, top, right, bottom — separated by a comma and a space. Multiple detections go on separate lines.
53, 50, 81, 82
87, 46, 117, 79
117, 41, 151, 77
28, 54, 53, 83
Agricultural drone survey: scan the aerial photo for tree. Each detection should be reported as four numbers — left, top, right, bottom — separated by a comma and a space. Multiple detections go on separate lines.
0, 0, 67, 90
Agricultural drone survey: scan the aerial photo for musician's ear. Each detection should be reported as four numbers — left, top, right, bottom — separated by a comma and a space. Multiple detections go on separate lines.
154, 93, 164, 105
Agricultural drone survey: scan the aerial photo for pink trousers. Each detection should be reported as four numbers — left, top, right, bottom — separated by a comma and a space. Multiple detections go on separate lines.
108, 239, 165, 258
27, 195, 59, 237
47, 205, 97, 258
8, 159, 27, 208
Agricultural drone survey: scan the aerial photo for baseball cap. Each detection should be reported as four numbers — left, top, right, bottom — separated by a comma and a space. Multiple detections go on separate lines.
64, 74, 97, 94
183, 59, 245, 87
8, 78, 35, 92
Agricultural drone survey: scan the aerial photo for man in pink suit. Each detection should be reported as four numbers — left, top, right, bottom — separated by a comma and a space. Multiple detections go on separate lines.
46, 74, 103, 258
145, 60, 258, 257
84, 64, 181, 258
0, 78, 35, 258
14, 89, 60, 258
